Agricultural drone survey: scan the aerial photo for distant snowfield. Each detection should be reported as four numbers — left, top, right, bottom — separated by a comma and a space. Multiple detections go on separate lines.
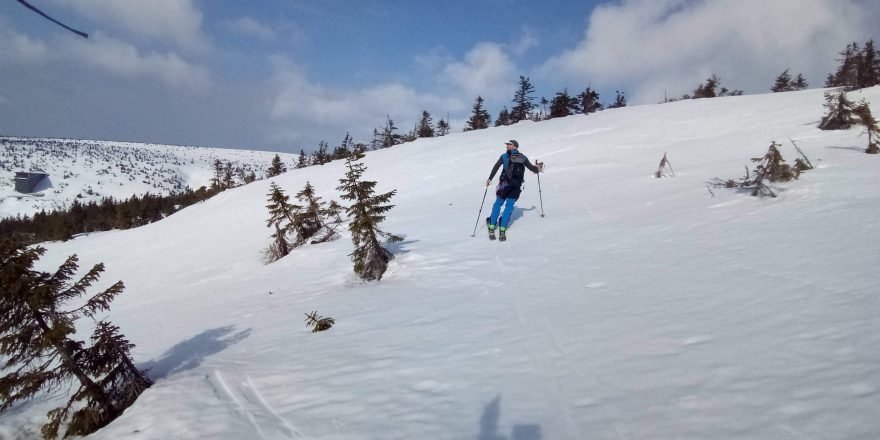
0, 138, 292, 218
1, 87, 879, 440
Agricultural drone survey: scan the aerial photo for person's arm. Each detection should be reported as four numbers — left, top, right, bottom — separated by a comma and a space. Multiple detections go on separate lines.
523, 156, 542, 173
486, 157, 503, 186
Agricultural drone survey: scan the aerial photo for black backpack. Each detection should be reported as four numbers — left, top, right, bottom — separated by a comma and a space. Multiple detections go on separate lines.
506, 153, 526, 187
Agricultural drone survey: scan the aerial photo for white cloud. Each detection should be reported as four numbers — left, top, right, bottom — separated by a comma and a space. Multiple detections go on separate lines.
0, 27, 49, 64
511, 27, 539, 56
65, 33, 211, 93
268, 57, 463, 144
542, 0, 880, 103
53, 0, 209, 52
441, 42, 518, 103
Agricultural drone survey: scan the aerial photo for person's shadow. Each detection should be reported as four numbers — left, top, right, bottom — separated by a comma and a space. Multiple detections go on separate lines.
504, 206, 538, 229
477, 395, 542, 440
139, 326, 251, 382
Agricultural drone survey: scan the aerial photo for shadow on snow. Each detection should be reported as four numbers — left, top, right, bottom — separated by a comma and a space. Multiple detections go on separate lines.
139, 325, 251, 382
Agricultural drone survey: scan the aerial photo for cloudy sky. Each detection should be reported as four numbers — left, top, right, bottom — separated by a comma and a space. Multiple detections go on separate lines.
2, 0, 879, 152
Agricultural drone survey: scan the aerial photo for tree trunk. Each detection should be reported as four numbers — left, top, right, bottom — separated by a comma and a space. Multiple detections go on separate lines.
32, 312, 115, 414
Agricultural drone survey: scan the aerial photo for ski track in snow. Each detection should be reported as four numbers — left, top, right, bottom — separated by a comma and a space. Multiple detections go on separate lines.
207, 369, 301, 439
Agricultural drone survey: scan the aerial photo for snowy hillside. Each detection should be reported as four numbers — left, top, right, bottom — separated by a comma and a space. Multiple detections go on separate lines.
2, 87, 879, 440
0, 137, 294, 218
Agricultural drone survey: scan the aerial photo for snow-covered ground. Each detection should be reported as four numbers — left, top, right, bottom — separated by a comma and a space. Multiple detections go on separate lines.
1, 87, 879, 440
0, 137, 294, 218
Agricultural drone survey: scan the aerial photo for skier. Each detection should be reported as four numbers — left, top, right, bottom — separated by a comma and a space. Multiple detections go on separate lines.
485, 139, 543, 241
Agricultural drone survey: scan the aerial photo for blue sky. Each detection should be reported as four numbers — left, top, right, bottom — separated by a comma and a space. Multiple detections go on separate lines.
2, 0, 879, 152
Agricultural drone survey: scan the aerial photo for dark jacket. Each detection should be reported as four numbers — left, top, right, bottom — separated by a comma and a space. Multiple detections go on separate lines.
487, 149, 540, 184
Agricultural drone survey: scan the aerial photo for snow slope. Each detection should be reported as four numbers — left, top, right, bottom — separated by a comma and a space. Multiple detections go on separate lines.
1, 87, 879, 440
0, 137, 295, 218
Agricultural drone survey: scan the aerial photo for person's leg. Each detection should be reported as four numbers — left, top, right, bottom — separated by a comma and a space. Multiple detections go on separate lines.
488, 196, 505, 229
499, 197, 517, 230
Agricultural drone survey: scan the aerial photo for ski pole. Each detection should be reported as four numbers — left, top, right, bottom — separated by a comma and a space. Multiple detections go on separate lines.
536, 161, 545, 218
471, 185, 489, 237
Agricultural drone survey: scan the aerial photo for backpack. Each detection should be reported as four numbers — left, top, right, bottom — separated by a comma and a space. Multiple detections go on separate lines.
505, 153, 527, 187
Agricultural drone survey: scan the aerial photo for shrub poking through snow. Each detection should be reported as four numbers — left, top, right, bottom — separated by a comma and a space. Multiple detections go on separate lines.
0, 239, 151, 439
852, 100, 880, 154
654, 152, 675, 178
336, 152, 402, 281
304, 311, 334, 332
818, 91, 857, 130
711, 141, 809, 198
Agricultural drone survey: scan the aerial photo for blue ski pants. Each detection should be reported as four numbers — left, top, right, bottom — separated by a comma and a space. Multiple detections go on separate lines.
489, 196, 517, 229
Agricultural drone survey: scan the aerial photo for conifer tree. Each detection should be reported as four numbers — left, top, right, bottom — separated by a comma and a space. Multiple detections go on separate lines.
495, 106, 512, 127
264, 182, 298, 262
0, 241, 150, 439
291, 182, 337, 245
830, 42, 861, 89
267, 154, 287, 177
771, 69, 794, 92
381, 116, 400, 148
325, 200, 344, 224
332, 133, 354, 160
436, 118, 450, 136
609, 90, 627, 108
314, 141, 330, 165
416, 111, 435, 138
510, 76, 536, 123
549, 88, 579, 118
693, 76, 720, 98
857, 39, 880, 89
539, 97, 550, 120
793, 73, 808, 90
210, 159, 225, 190
819, 91, 857, 130
336, 153, 401, 281
465, 96, 491, 131
853, 100, 880, 154
370, 129, 381, 151
222, 161, 235, 189
577, 87, 603, 114
295, 149, 310, 168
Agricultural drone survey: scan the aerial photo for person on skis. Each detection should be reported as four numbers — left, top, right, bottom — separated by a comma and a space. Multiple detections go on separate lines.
485, 139, 542, 240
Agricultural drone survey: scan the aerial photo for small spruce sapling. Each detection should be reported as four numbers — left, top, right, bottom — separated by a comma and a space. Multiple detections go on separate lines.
710, 142, 807, 198
304, 311, 334, 333
853, 100, 880, 154
654, 153, 675, 178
